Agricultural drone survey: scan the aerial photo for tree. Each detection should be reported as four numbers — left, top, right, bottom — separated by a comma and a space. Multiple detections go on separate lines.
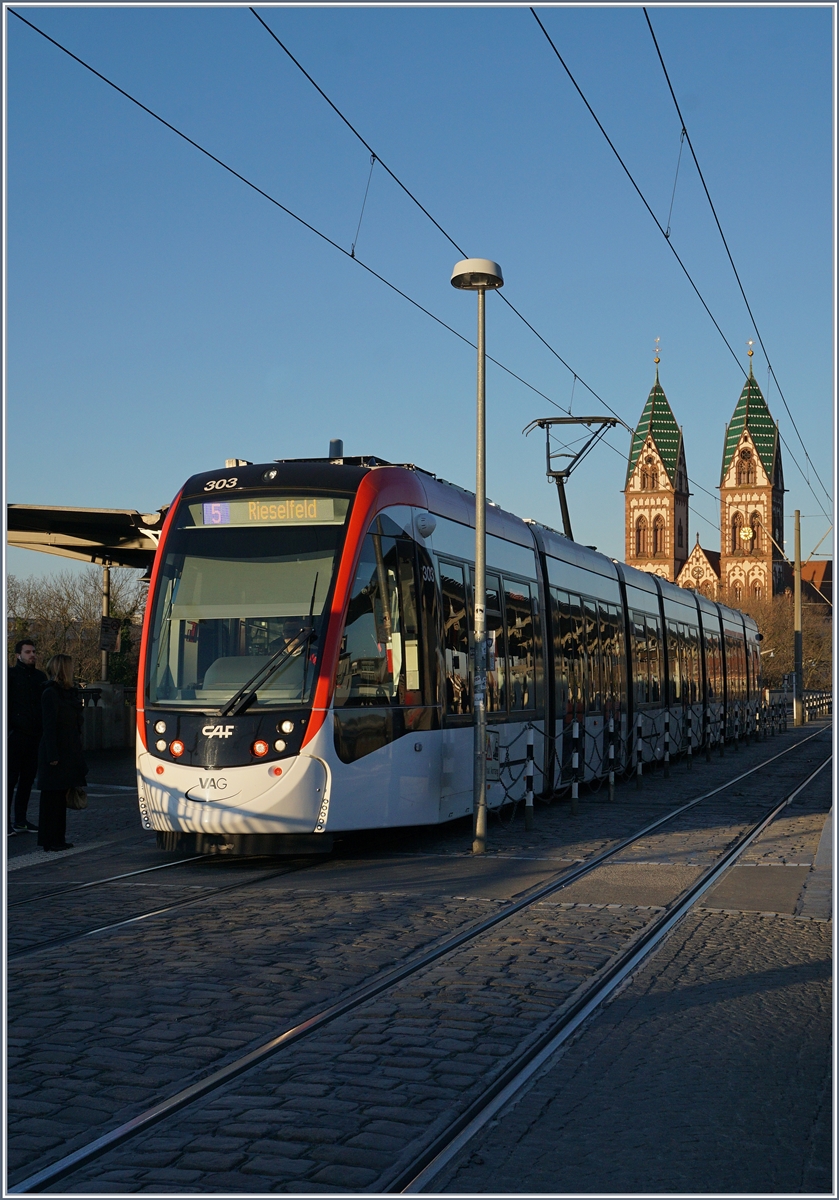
7, 566, 147, 686
738, 590, 832, 692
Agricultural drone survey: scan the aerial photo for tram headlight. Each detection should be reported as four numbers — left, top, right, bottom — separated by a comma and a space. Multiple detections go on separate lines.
274, 739, 286, 752
262, 468, 278, 482
252, 739, 270, 757
155, 739, 167, 751
169, 739, 185, 758
280, 720, 294, 734
154, 721, 167, 734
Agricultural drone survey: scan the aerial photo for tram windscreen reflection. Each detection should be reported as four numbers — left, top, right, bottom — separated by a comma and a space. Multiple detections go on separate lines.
146, 496, 350, 708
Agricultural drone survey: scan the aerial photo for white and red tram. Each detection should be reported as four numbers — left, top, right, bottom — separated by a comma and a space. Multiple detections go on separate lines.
136, 457, 762, 853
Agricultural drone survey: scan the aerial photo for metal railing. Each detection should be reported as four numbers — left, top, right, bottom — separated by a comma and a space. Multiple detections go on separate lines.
803, 689, 833, 721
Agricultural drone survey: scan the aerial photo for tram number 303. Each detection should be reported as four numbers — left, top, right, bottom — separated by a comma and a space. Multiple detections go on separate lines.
204, 477, 239, 491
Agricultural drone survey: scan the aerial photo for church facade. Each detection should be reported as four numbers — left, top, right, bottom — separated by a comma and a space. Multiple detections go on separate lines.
624, 365, 788, 602
623, 374, 689, 580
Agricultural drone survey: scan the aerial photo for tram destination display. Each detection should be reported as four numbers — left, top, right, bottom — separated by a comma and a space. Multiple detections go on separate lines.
189, 496, 345, 527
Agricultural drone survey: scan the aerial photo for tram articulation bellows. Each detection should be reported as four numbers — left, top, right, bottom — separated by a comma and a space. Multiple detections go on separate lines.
524, 728, 535, 830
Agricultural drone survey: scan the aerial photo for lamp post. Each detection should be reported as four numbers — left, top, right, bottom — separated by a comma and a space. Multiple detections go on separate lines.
793, 509, 803, 726
451, 257, 504, 855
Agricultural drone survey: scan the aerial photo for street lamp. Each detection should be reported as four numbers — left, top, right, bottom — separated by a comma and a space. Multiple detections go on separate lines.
451, 257, 504, 855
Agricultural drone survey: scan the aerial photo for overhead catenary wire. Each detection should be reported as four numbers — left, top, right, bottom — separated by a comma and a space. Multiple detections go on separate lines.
249, 6, 468, 259
643, 7, 832, 511
13, 7, 790, 548
530, 7, 745, 376
530, 7, 835, 525
22, 3, 710, 531
248, 6, 634, 436
254, 6, 827, 532
597, 435, 722, 539
546, 427, 721, 538
665, 126, 686, 240
530, 7, 831, 524
249, 1, 777, 531
350, 153, 376, 259
8, 8, 559, 413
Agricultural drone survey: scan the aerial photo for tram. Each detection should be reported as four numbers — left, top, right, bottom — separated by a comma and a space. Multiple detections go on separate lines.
136, 456, 761, 853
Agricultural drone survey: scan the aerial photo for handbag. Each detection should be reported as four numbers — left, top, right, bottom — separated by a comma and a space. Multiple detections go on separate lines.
66, 787, 88, 810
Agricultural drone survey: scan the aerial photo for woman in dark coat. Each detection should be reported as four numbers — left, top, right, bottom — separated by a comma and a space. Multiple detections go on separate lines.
37, 654, 87, 851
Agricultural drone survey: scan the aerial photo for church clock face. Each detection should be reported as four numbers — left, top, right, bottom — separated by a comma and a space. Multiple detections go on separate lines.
740, 527, 754, 542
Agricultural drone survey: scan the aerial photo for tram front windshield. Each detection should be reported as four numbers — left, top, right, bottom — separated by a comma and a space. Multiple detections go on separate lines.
146, 494, 351, 709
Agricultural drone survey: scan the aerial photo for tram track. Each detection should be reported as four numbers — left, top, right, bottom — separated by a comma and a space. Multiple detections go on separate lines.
8, 724, 830, 1194
7, 855, 211, 908
6, 723, 824, 946
395, 751, 832, 1193
5, 727, 824, 963
7, 859, 319, 962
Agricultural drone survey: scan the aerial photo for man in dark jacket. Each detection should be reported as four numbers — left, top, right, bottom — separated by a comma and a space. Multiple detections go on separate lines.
7, 639, 47, 834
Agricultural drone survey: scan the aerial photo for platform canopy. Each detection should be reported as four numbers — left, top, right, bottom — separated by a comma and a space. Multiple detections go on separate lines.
7, 504, 167, 570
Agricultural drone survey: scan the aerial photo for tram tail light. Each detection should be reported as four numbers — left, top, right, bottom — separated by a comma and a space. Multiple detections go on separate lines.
169, 740, 185, 758
252, 739, 270, 758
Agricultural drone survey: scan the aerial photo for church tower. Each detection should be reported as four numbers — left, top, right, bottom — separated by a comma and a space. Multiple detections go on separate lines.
719, 362, 786, 602
624, 371, 689, 582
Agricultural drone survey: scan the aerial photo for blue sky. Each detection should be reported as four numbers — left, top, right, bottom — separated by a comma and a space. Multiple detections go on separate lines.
5, 4, 834, 580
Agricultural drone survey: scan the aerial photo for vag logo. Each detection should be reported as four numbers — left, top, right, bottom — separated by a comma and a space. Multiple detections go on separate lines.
202, 724, 235, 739
198, 777, 228, 790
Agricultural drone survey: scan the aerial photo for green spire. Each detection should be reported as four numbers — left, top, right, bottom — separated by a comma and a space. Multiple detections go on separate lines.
720, 368, 778, 483
626, 376, 682, 487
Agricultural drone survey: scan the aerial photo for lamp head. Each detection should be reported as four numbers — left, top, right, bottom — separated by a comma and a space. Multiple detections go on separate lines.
450, 258, 504, 290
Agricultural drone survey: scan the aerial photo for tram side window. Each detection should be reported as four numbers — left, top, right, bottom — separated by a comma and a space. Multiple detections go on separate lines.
416, 542, 440, 709
631, 611, 649, 705
598, 603, 625, 718
725, 633, 747, 700
646, 617, 662, 702
666, 621, 682, 704
334, 528, 419, 707
568, 594, 586, 720
439, 559, 472, 717
555, 590, 585, 722
746, 637, 760, 697
705, 631, 722, 702
598, 602, 613, 712
583, 599, 602, 712
685, 624, 700, 703
504, 580, 536, 712
551, 588, 569, 724
397, 542, 421, 705
478, 573, 506, 715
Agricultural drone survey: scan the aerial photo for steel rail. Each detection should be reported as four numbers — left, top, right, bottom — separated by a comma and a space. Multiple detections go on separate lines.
396, 752, 833, 1193
8, 726, 829, 1194
7, 861, 315, 963
7, 855, 212, 908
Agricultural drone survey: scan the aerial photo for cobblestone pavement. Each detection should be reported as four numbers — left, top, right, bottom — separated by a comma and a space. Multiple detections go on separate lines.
435, 767, 833, 1195
3, 724, 826, 1193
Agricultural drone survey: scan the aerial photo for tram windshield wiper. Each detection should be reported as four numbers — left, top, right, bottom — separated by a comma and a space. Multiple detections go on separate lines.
220, 628, 315, 718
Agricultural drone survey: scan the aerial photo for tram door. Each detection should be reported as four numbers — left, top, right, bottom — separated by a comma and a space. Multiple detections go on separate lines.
332, 512, 441, 828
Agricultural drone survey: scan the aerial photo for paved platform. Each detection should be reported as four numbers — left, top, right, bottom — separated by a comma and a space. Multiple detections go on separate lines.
5, 728, 832, 1193
436, 766, 833, 1195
